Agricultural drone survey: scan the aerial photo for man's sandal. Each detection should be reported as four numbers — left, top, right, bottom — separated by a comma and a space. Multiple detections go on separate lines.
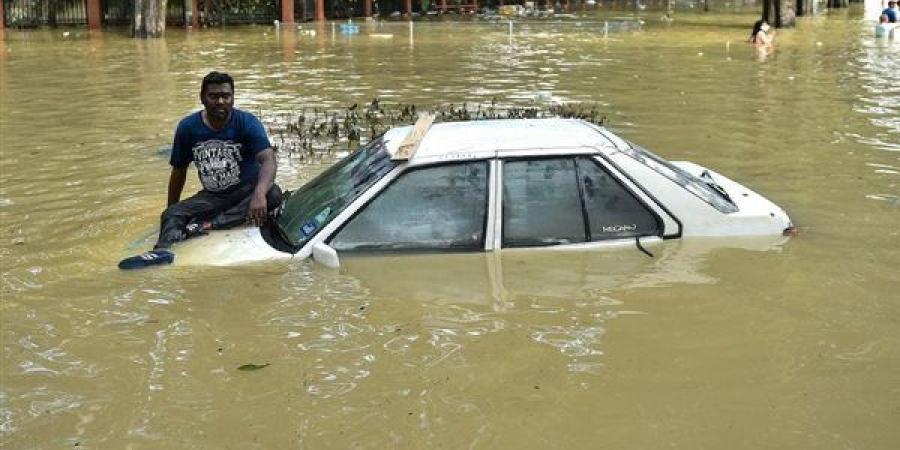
118, 250, 175, 270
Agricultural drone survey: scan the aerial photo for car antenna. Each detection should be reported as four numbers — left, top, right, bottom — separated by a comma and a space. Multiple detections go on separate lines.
392, 113, 435, 161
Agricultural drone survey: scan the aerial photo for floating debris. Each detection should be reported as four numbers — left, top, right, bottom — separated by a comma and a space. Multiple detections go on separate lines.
237, 363, 271, 371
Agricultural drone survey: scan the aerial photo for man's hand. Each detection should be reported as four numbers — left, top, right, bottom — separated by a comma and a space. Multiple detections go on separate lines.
249, 148, 277, 227
248, 192, 268, 226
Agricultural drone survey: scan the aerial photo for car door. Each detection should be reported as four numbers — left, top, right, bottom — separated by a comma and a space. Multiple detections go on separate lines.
499, 156, 664, 250
326, 160, 491, 252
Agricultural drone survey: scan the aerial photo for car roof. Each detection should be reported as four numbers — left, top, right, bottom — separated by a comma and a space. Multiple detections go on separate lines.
381, 118, 628, 165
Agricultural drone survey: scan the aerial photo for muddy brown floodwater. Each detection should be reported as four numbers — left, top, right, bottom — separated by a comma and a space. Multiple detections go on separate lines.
1, 8, 898, 450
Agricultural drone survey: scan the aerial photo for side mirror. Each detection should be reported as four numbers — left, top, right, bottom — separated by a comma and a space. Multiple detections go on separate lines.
312, 242, 340, 268
637, 236, 663, 248
635, 236, 663, 258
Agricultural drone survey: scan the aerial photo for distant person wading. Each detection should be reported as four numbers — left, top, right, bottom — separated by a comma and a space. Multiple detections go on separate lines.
119, 71, 282, 269
875, 14, 895, 39
882, 1, 898, 23
749, 20, 775, 49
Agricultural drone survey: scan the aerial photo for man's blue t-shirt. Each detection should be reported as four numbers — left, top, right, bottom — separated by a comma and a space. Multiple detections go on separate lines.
170, 109, 271, 193
883, 8, 898, 22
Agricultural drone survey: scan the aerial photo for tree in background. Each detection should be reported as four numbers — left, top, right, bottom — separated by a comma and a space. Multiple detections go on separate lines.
133, 0, 167, 37
761, 0, 796, 28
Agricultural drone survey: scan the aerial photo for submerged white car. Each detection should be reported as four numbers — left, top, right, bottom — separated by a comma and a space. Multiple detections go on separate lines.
170, 118, 793, 267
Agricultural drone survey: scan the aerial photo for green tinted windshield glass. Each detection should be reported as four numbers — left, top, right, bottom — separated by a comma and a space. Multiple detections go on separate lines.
275, 138, 397, 247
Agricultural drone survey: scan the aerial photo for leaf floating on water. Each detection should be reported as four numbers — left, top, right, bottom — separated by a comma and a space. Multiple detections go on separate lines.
237, 363, 271, 371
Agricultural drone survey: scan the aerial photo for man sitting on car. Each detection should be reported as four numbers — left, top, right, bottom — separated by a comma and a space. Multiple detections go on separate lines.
119, 71, 281, 269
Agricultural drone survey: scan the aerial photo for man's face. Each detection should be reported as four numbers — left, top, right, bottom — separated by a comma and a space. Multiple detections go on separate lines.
201, 83, 234, 122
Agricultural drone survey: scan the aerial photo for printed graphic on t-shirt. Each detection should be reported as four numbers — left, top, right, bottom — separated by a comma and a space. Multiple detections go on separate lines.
192, 139, 243, 191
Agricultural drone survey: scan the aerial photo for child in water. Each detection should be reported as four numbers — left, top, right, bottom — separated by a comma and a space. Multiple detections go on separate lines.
875, 14, 895, 39
749, 20, 775, 48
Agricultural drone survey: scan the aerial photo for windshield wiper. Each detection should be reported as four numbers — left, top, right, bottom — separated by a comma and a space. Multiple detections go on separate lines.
700, 170, 734, 204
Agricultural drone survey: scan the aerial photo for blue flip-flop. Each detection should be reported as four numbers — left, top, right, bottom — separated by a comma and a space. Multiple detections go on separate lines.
118, 249, 175, 270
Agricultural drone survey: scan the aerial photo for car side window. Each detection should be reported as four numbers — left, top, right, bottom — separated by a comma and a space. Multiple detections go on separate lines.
329, 161, 489, 251
576, 157, 660, 240
502, 158, 587, 247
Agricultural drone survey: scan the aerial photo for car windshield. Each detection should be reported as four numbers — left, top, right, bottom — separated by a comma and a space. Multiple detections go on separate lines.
620, 142, 739, 213
275, 137, 397, 248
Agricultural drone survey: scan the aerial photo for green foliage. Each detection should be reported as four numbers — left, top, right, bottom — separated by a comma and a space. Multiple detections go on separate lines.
204, 0, 277, 25
264, 98, 608, 159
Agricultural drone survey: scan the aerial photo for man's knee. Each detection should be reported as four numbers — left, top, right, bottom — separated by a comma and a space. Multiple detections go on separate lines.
160, 203, 191, 223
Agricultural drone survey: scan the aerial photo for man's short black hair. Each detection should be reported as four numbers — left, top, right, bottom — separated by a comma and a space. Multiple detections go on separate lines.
201, 71, 234, 95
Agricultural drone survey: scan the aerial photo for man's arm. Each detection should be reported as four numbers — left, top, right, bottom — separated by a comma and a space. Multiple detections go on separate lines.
168, 118, 192, 207
248, 148, 276, 226
167, 166, 188, 207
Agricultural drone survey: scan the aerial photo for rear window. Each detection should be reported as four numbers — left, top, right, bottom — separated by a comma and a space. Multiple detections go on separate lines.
501, 157, 661, 248
620, 143, 738, 213
502, 158, 586, 247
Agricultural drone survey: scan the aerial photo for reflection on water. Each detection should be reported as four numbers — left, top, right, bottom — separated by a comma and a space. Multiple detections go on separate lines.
2, 9, 900, 449
341, 236, 787, 376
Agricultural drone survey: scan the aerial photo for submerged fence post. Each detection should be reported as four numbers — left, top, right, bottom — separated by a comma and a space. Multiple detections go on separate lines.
86, 0, 102, 30
315, 0, 325, 21
603, 21, 608, 38
190, 0, 200, 28
281, 0, 294, 26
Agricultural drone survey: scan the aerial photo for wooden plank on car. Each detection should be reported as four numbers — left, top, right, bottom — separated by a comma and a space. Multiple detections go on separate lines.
392, 113, 435, 161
